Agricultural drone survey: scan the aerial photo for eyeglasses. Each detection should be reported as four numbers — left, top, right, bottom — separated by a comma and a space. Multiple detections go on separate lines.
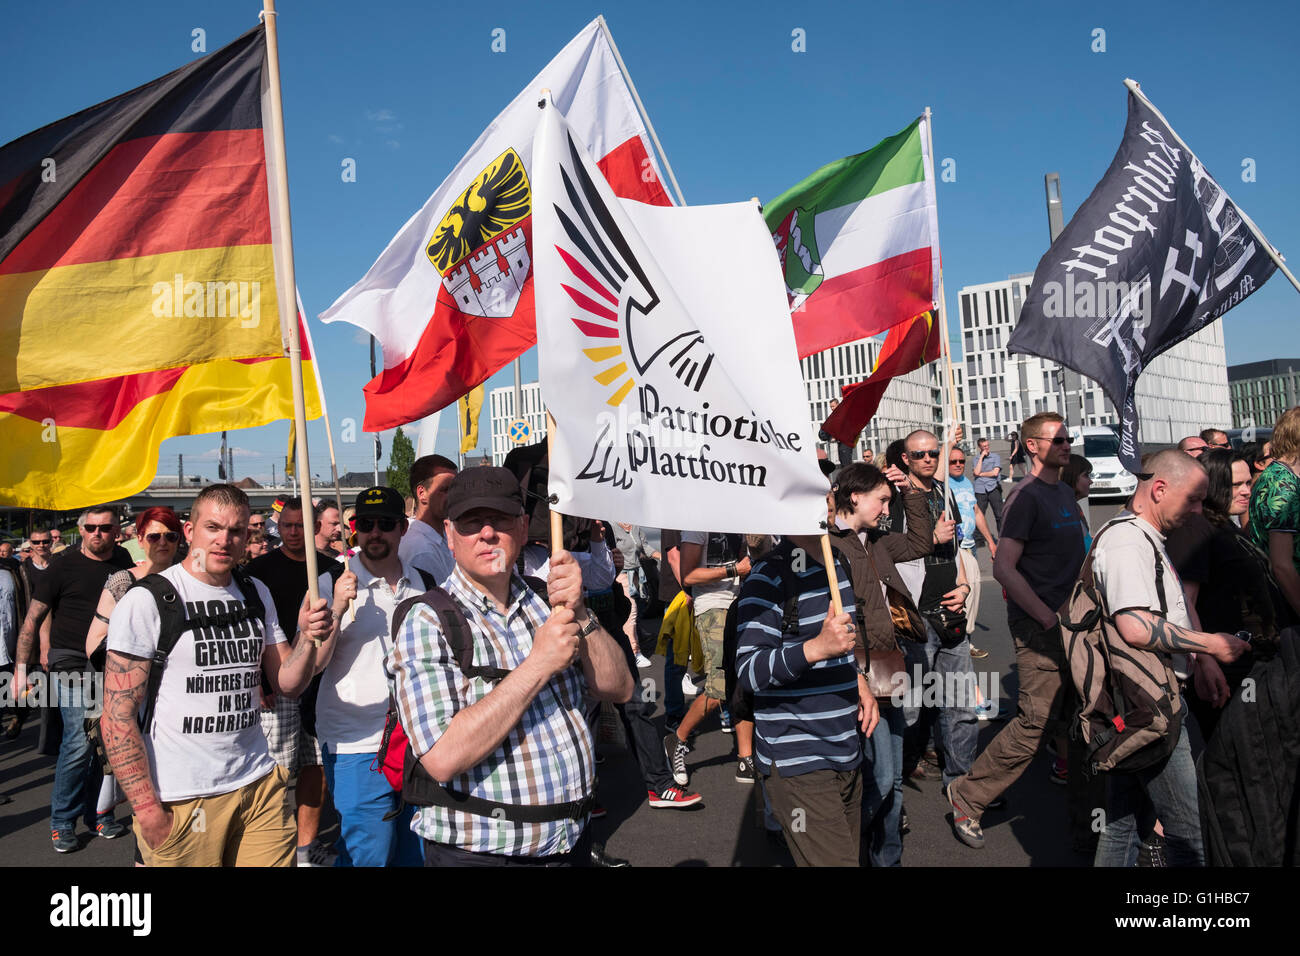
248, 520, 265, 528
29, 538, 51, 546
1030, 435, 1072, 446
82, 524, 116, 534
144, 531, 181, 544
949, 458, 966, 465
907, 450, 942, 460
354, 517, 399, 534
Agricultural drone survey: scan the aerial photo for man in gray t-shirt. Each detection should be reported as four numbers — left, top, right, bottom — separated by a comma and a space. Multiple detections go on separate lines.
972, 438, 1004, 541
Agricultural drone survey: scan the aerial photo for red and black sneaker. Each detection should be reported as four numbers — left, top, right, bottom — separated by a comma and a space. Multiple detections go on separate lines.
647, 786, 703, 809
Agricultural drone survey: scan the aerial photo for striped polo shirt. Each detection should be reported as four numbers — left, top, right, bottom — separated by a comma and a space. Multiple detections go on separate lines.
736, 540, 862, 778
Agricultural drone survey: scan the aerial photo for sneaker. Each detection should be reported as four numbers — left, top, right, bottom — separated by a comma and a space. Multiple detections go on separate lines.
970, 645, 989, 660
899, 809, 910, 835
681, 673, 699, 696
591, 803, 608, 819
1049, 757, 1068, 786
734, 755, 757, 784
946, 785, 985, 849
647, 786, 703, 809
590, 842, 630, 867
720, 712, 733, 734
635, 653, 653, 669
296, 840, 338, 868
663, 733, 689, 786
94, 816, 128, 840
52, 829, 78, 853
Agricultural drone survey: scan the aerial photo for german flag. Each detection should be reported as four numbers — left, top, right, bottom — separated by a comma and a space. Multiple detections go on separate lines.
0, 26, 318, 509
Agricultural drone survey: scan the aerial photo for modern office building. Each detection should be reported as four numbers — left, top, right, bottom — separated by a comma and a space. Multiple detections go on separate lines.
957, 273, 1232, 443
1227, 358, 1300, 430
487, 381, 547, 465
801, 336, 958, 459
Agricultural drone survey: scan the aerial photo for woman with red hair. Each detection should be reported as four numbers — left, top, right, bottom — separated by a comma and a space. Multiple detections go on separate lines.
85, 507, 183, 667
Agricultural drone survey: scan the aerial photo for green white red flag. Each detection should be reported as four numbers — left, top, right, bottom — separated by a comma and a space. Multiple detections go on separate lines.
765, 116, 939, 359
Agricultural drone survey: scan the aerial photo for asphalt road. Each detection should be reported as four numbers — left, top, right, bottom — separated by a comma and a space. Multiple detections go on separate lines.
0, 495, 1128, 867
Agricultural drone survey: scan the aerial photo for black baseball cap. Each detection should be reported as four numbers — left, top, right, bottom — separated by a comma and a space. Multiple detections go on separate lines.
445, 467, 525, 521
354, 486, 405, 518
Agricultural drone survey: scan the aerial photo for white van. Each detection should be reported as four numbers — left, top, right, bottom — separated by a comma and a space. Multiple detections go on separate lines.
1069, 426, 1137, 499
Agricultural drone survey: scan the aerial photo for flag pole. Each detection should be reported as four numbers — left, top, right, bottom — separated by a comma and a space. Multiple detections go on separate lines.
299, 292, 344, 519
261, 0, 319, 613
1123, 79, 1300, 296
595, 15, 686, 206
819, 534, 843, 615
924, 107, 960, 518
545, 410, 562, 561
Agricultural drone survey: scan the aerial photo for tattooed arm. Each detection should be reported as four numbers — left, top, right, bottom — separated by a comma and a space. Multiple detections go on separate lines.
12, 598, 50, 693
100, 650, 173, 849
1112, 609, 1249, 665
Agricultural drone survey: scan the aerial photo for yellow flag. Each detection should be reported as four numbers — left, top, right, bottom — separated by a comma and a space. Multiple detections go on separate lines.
286, 420, 296, 478
459, 385, 484, 454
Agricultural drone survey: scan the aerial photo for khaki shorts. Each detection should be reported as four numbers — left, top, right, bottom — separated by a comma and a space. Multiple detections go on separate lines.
134, 766, 295, 867
696, 608, 728, 701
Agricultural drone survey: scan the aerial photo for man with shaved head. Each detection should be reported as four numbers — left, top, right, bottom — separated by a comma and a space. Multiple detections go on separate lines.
1177, 436, 1208, 458
1088, 449, 1249, 867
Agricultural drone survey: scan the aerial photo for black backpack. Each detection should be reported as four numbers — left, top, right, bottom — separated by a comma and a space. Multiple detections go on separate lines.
377, 582, 592, 824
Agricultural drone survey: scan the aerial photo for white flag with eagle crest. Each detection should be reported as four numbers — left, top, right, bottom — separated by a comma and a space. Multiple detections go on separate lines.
533, 99, 827, 536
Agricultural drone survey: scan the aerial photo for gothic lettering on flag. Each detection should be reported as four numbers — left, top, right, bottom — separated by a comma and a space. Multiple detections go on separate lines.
319, 18, 673, 432
534, 101, 826, 537
1008, 83, 1283, 472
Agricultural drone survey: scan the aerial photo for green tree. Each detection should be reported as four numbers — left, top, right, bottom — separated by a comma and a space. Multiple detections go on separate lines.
386, 426, 414, 498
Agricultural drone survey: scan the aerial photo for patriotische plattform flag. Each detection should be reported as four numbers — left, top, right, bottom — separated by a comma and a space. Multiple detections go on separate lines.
764, 115, 940, 359
1008, 84, 1281, 473
821, 311, 942, 446
320, 17, 672, 432
534, 100, 827, 536
0, 25, 322, 509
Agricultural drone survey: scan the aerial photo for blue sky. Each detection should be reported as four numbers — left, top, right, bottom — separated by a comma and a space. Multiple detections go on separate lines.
4, 0, 1297, 487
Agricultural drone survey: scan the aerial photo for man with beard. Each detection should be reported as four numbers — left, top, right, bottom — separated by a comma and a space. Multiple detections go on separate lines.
13, 507, 134, 851
312, 487, 425, 866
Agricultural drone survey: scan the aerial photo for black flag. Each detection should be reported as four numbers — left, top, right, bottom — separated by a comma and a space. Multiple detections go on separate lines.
1008, 84, 1279, 472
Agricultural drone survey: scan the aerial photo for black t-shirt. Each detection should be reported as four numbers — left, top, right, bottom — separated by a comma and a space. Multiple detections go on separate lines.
998, 476, 1086, 623
245, 548, 341, 639
35, 546, 134, 672
659, 530, 684, 603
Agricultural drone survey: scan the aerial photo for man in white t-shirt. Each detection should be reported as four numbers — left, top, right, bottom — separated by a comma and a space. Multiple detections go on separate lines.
314, 486, 426, 866
1090, 450, 1249, 867
101, 484, 349, 867
399, 455, 458, 585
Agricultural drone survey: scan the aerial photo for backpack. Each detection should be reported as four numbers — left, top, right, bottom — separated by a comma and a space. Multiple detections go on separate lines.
86, 570, 266, 769
376, 583, 593, 824
1061, 517, 1183, 775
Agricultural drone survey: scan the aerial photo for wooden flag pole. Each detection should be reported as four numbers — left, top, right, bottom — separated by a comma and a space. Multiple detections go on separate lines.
819, 534, 843, 615
261, 0, 320, 619
924, 106, 961, 520
545, 410, 562, 560
1123, 79, 1300, 296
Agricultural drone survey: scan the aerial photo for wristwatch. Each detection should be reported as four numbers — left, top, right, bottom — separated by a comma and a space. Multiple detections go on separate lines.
578, 616, 600, 638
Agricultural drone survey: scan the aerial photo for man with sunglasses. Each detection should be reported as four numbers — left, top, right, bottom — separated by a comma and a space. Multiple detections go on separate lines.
946, 411, 1086, 850
49, 528, 67, 554
947, 449, 999, 660
389, 467, 632, 865
889, 430, 977, 796
312, 487, 424, 866
246, 496, 342, 866
13, 506, 134, 852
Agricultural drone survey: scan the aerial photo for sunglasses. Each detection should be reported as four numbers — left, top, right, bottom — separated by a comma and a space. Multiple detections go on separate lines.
453, 513, 518, 535
1030, 435, 1072, 446
30, 538, 51, 545
354, 517, 399, 534
145, 531, 181, 544
248, 520, 265, 528
82, 524, 117, 533
950, 458, 966, 465
907, 449, 942, 460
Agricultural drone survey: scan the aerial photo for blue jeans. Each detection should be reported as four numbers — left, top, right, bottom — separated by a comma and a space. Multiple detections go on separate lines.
902, 623, 978, 788
862, 703, 905, 866
322, 747, 421, 867
664, 656, 685, 723
1093, 728, 1204, 867
50, 680, 104, 832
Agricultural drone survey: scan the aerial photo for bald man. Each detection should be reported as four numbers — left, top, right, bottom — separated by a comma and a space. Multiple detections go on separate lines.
1176, 436, 1208, 458
1089, 449, 1249, 867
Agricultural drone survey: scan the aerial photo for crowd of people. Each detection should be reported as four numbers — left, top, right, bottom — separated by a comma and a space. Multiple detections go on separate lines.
1, 406, 1297, 867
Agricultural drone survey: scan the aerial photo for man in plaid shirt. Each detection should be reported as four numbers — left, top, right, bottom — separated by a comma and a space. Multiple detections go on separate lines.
389, 467, 633, 865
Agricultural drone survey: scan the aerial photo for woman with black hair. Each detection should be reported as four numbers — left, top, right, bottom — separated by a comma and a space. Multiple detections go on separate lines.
1007, 431, 1025, 478
1166, 449, 1294, 739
